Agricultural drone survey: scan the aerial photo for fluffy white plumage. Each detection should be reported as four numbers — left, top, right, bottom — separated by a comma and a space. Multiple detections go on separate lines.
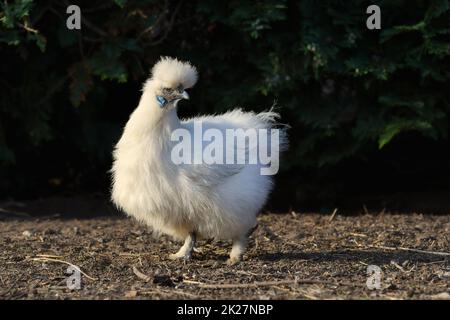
111, 57, 287, 264
149, 57, 198, 89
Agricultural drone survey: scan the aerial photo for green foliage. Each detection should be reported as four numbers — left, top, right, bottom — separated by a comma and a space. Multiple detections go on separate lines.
0, 0, 449, 197
113, 0, 127, 8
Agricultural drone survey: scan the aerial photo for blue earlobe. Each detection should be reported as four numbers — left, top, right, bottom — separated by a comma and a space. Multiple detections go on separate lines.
156, 95, 167, 108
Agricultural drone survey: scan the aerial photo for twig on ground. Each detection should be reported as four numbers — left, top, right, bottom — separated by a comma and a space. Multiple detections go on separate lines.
349, 233, 367, 238
35, 254, 63, 259
236, 270, 260, 277
182, 279, 203, 285
423, 260, 448, 265
140, 288, 201, 299
132, 266, 151, 282
328, 208, 338, 222
183, 277, 362, 289
369, 245, 450, 257
390, 260, 407, 273
119, 252, 156, 257
30, 257, 97, 281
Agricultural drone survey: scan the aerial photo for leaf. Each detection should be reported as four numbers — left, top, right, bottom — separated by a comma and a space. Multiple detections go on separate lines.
0, 0, 33, 28
32, 33, 47, 52
425, 0, 450, 20
380, 22, 426, 43
68, 63, 94, 107
0, 30, 21, 45
378, 120, 434, 149
113, 0, 127, 8
425, 40, 450, 57
378, 95, 425, 109
13, 0, 34, 19
89, 44, 128, 82
1, 3, 16, 28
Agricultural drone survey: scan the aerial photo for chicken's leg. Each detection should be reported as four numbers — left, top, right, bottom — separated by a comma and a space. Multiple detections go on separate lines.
169, 232, 196, 260
226, 223, 257, 265
226, 236, 248, 265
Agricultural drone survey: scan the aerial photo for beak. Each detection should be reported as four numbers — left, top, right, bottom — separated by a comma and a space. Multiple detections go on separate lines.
181, 90, 189, 100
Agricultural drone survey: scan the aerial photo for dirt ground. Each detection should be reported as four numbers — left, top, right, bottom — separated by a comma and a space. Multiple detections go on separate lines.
0, 201, 449, 300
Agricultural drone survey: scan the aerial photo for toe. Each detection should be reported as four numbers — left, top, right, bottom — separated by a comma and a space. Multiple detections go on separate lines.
226, 257, 240, 266
193, 247, 203, 253
168, 253, 179, 260
169, 253, 191, 260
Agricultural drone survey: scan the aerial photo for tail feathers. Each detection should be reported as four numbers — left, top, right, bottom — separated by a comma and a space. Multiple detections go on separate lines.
219, 107, 289, 153
259, 105, 289, 153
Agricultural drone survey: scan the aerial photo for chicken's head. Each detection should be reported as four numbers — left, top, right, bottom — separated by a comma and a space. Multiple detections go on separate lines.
147, 57, 197, 109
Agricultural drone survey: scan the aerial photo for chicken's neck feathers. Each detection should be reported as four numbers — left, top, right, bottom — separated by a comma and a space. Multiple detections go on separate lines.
127, 89, 181, 137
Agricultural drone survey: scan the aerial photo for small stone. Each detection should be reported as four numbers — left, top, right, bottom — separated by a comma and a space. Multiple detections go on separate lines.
125, 290, 138, 298
22, 230, 32, 237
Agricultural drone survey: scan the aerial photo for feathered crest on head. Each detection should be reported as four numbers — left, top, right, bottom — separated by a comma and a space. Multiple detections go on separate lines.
151, 57, 198, 89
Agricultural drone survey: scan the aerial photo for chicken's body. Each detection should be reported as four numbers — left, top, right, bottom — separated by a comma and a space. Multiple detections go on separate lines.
111, 57, 287, 264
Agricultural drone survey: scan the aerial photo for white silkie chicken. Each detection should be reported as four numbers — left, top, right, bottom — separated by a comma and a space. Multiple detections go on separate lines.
111, 57, 287, 264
